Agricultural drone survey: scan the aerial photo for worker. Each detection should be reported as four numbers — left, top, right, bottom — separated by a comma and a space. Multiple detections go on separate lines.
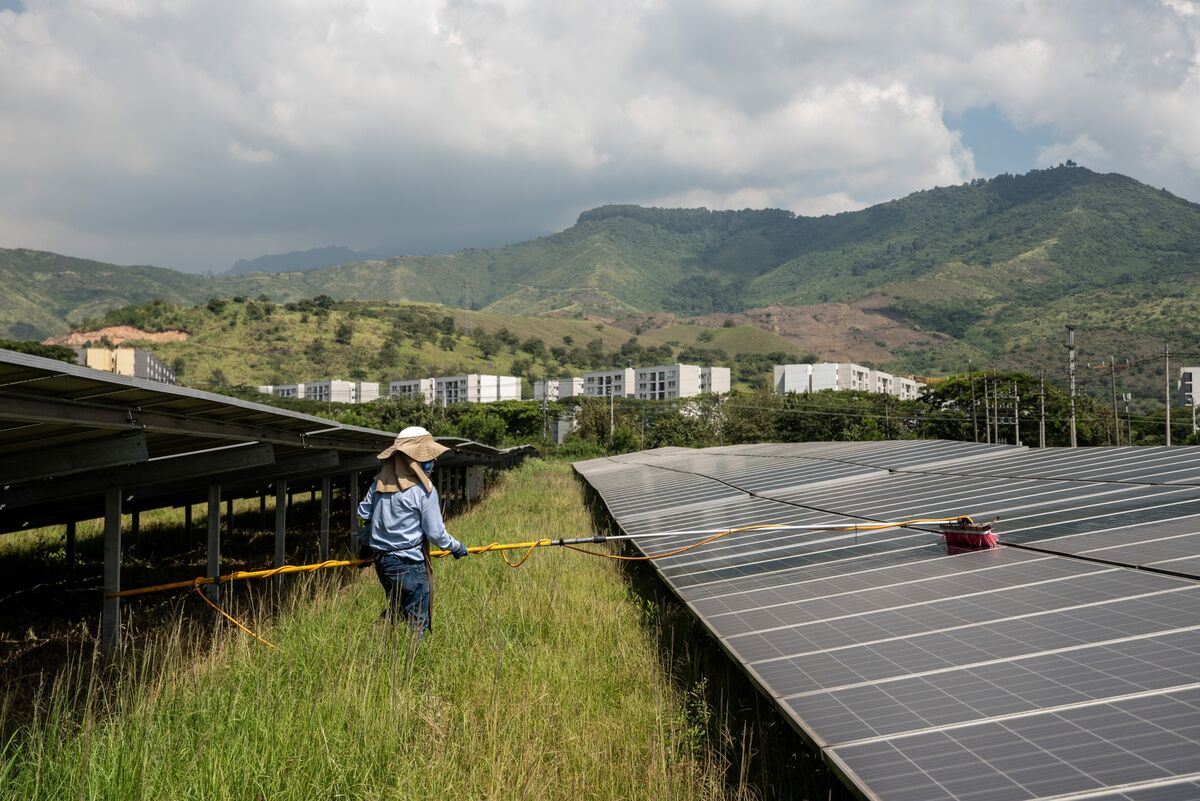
357, 426, 468, 633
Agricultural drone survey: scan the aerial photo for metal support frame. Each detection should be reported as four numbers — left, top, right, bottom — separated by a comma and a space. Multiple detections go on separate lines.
184, 503, 192, 549
130, 509, 140, 550
320, 474, 331, 561
0, 394, 387, 453
0, 430, 148, 485
226, 497, 234, 536
348, 470, 360, 552
206, 484, 220, 602
101, 487, 121, 656
0, 442, 276, 512
274, 479, 287, 570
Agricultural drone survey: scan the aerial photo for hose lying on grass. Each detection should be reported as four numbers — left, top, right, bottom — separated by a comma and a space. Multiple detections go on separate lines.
107, 516, 976, 647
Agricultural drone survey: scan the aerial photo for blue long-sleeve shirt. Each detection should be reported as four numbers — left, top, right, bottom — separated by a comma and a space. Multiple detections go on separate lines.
356, 483, 464, 562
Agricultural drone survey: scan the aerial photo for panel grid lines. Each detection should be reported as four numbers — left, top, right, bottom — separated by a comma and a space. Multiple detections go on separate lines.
573, 441, 1200, 800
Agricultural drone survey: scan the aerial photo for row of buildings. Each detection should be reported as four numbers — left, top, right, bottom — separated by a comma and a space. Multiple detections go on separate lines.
257, 374, 523, 405
61, 345, 1200, 412
773, 363, 925, 400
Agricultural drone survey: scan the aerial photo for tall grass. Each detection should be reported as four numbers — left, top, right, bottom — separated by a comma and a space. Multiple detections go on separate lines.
1, 461, 747, 800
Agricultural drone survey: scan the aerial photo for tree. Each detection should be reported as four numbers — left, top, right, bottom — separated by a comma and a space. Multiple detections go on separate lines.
334, 321, 354, 345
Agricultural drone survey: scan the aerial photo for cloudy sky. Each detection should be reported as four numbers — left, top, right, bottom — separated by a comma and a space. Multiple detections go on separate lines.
1, 0, 1198, 273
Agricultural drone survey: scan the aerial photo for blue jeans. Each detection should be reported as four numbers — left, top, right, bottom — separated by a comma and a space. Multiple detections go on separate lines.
374, 553, 431, 634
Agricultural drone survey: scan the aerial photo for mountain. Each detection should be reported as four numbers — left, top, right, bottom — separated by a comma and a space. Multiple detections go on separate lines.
226, 246, 368, 275
0, 248, 211, 340
5, 166, 1200, 384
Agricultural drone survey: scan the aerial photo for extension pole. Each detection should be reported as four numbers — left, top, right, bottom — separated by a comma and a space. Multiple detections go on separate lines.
1067, 326, 1077, 447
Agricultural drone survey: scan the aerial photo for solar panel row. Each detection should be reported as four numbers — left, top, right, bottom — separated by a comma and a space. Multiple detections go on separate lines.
574, 440, 1200, 801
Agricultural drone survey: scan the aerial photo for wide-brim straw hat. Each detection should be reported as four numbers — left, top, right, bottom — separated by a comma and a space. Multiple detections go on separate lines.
376, 425, 450, 462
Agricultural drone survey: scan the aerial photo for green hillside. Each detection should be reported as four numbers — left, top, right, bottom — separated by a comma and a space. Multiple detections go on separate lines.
0, 248, 212, 340
6, 165, 1200, 397
73, 298, 807, 392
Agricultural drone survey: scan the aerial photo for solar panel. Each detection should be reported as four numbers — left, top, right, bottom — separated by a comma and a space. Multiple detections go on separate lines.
574, 441, 1200, 801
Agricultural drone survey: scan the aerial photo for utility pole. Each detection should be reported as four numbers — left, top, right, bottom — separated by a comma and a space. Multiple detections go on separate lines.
1123, 393, 1133, 444
609, 384, 615, 444
983, 376, 992, 444
1039, 371, 1046, 449
1013, 380, 1021, 446
968, 360, 978, 443
1165, 346, 1172, 446
1066, 326, 1077, 448
1109, 356, 1120, 447
992, 374, 1000, 444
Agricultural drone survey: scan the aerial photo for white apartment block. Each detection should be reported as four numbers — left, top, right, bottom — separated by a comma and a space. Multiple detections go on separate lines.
533, 377, 584, 401
582, 368, 636, 398
1178, 367, 1200, 407
305, 380, 379, 403
633, 364, 731, 400
774, 363, 924, 399
870, 369, 895, 396
259, 383, 305, 399
257, 380, 378, 403
895, 376, 923, 401
700, 366, 731, 395
389, 378, 436, 403
580, 365, 728, 400
434, 374, 521, 405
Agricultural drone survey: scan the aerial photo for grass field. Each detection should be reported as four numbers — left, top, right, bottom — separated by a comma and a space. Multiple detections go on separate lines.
0, 461, 751, 800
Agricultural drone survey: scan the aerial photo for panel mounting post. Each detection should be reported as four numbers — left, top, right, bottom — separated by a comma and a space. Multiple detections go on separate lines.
207, 484, 221, 602
320, 474, 331, 561
101, 487, 122, 657
274, 479, 288, 582
348, 470, 360, 553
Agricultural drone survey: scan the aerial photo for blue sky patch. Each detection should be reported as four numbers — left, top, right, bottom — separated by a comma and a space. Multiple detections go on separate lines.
946, 105, 1056, 177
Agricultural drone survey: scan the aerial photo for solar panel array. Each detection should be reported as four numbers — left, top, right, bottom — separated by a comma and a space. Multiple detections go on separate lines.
574, 441, 1200, 801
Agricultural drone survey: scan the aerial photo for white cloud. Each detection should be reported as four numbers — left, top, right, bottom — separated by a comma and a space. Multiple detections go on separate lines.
0, 0, 1197, 271
1037, 135, 1110, 170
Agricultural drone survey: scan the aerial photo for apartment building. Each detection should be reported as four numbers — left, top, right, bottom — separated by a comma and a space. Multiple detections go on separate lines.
75, 347, 176, 384
257, 380, 379, 403
895, 376, 924, 401
533, 377, 584, 401
389, 378, 436, 403
434, 374, 521, 405
700, 366, 732, 395
258, 383, 305, 399
304, 380, 379, 404
774, 363, 924, 399
1178, 367, 1200, 407
582, 368, 636, 398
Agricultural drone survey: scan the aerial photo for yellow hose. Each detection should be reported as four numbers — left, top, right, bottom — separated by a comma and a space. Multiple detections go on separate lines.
106, 515, 973, 645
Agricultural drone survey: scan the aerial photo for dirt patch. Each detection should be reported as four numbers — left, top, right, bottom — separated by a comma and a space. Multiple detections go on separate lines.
44, 326, 189, 346
609, 312, 677, 334
694, 301, 950, 363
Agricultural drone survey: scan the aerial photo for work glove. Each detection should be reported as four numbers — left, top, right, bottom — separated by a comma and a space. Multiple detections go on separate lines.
450, 542, 469, 560
357, 543, 374, 568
